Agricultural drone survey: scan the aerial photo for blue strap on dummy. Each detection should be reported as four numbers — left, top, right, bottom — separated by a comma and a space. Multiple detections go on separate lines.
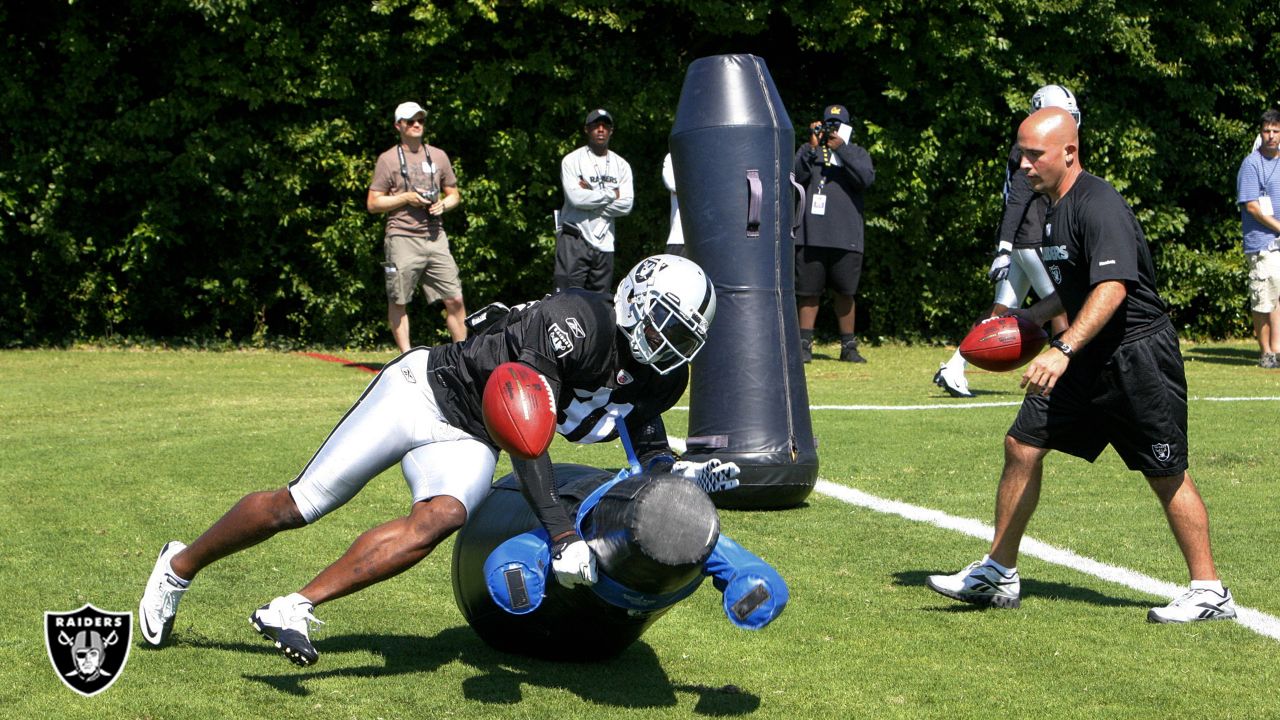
704, 534, 789, 629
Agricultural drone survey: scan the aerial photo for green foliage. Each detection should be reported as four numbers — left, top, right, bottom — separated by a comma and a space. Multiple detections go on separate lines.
0, 0, 1272, 345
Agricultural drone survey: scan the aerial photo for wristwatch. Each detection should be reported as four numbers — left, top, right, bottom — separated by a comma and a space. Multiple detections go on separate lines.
1049, 337, 1075, 358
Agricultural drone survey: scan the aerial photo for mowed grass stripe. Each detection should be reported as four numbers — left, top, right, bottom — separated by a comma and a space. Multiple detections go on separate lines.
814, 478, 1280, 642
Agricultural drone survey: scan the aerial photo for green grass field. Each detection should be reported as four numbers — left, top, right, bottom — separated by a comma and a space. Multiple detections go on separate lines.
3, 342, 1278, 719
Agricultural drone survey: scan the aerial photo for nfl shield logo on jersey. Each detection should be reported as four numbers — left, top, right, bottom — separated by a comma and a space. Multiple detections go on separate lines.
45, 604, 132, 697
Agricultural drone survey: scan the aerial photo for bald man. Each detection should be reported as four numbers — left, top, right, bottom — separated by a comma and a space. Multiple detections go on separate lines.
927, 108, 1238, 624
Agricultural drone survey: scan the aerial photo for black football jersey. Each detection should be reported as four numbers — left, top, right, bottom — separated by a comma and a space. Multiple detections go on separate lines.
1041, 172, 1169, 346
427, 288, 687, 455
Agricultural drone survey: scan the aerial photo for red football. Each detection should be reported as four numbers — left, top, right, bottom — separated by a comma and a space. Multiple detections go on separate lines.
482, 362, 557, 459
958, 315, 1049, 372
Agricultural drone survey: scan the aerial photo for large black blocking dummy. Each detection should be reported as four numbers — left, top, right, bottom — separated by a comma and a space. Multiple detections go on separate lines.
670, 54, 818, 509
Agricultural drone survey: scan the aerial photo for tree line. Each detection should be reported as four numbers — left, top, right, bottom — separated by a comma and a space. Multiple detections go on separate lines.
1, 0, 1270, 347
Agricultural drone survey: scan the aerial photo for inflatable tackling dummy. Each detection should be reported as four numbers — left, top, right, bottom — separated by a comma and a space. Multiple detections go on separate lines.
451, 464, 788, 660
669, 54, 819, 509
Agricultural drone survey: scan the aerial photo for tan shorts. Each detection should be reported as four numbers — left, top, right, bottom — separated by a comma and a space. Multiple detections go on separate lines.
1248, 250, 1280, 313
384, 233, 463, 305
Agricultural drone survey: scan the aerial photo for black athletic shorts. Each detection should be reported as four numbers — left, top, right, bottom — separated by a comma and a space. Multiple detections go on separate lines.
795, 246, 863, 297
1008, 323, 1188, 477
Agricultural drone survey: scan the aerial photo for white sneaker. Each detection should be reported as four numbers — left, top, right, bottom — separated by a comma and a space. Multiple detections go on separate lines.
139, 541, 190, 646
250, 593, 324, 666
933, 362, 974, 398
1147, 587, 1237, 624
926, 559, 1020, 608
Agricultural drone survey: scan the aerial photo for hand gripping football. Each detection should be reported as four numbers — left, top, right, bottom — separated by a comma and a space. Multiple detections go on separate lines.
958, 315, 1049, 372
482, 362, 557, 459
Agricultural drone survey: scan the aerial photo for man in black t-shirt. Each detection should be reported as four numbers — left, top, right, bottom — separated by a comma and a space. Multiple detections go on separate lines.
139, 255, 741, 667
927, 108, 1238, 624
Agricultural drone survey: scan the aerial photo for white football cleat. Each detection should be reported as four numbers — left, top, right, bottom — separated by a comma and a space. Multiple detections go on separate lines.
139, 540, 190, 646
926, 559, 1020, 608
250, 593, 324, 666
1148, 587, 1237, 624
933, 362, 974, 398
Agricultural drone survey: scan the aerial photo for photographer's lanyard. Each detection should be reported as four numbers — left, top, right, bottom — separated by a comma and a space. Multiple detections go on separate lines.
811, 145, 831, 216
397, 144, 437, 196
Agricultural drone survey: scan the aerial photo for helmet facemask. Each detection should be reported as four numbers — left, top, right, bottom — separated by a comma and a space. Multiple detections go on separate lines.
627, 291, 710, 374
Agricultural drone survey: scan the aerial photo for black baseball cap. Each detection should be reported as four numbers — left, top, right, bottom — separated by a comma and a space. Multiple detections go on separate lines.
584, 108, 614, 126
823, 104, 850, 124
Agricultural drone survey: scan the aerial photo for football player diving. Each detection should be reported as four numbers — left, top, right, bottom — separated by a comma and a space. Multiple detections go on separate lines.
139, 254, 739, 667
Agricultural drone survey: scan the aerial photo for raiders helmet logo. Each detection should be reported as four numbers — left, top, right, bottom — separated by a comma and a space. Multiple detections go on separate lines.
45, 604, 132, 697
1152, 443, 1172, 462
1049, 265, 1062, 285
632, 257, 663, 283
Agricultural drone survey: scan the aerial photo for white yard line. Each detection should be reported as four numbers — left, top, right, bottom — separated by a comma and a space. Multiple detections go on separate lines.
672, 396, 1280, 412
814, 479, 1280, 642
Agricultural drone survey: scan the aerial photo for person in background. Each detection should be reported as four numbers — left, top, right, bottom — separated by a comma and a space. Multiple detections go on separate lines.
662, 152, 685, 257
1235, 108, 1280, 369
367, 101, 467, 350
933, 85, 1077, 397
554, 108, 634, 293
793, 104, 875, 363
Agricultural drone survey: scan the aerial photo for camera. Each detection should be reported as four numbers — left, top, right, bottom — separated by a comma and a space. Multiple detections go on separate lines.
812, 119, 841, 136
417, 188, 440, 204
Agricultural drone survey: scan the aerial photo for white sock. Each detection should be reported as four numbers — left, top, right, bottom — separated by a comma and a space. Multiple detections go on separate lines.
1190, 580, 1224, 593
947, 349, 967, 369
982, 554, 1016, 575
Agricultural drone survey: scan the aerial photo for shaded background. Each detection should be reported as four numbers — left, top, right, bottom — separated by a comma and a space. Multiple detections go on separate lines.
1, 0, 1270, 346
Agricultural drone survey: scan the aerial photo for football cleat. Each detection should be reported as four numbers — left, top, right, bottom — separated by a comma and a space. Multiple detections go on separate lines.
933, 362, 974, 398
926, 559, 1021, 608
250, 593, 324, 667
1147, 587, 1237, 624
800, 337, 813, 364
139, 540, 190, 646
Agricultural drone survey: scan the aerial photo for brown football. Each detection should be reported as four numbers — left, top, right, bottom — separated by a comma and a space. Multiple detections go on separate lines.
482, 362, 557, 459
959, 315, 1049, 372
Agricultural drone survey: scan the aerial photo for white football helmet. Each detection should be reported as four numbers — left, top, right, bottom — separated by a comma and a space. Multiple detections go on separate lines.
614, 254, 716, 375
1030, 84, 1081, 127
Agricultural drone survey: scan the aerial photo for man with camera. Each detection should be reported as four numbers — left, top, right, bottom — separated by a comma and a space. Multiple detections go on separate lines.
554, 108, 634, 293
367, 101, 467, 351
794, 104, 876, 363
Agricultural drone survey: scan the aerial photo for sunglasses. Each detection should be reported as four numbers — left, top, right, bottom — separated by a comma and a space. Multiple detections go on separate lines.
402, 117, 426, 126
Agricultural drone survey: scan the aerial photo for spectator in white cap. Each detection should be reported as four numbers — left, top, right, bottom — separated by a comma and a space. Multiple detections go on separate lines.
554, 108, 634, 293
366, 101, 467, 350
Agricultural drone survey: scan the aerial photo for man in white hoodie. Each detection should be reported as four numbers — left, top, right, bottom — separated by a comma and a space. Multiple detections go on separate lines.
554, 108, 634, 293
